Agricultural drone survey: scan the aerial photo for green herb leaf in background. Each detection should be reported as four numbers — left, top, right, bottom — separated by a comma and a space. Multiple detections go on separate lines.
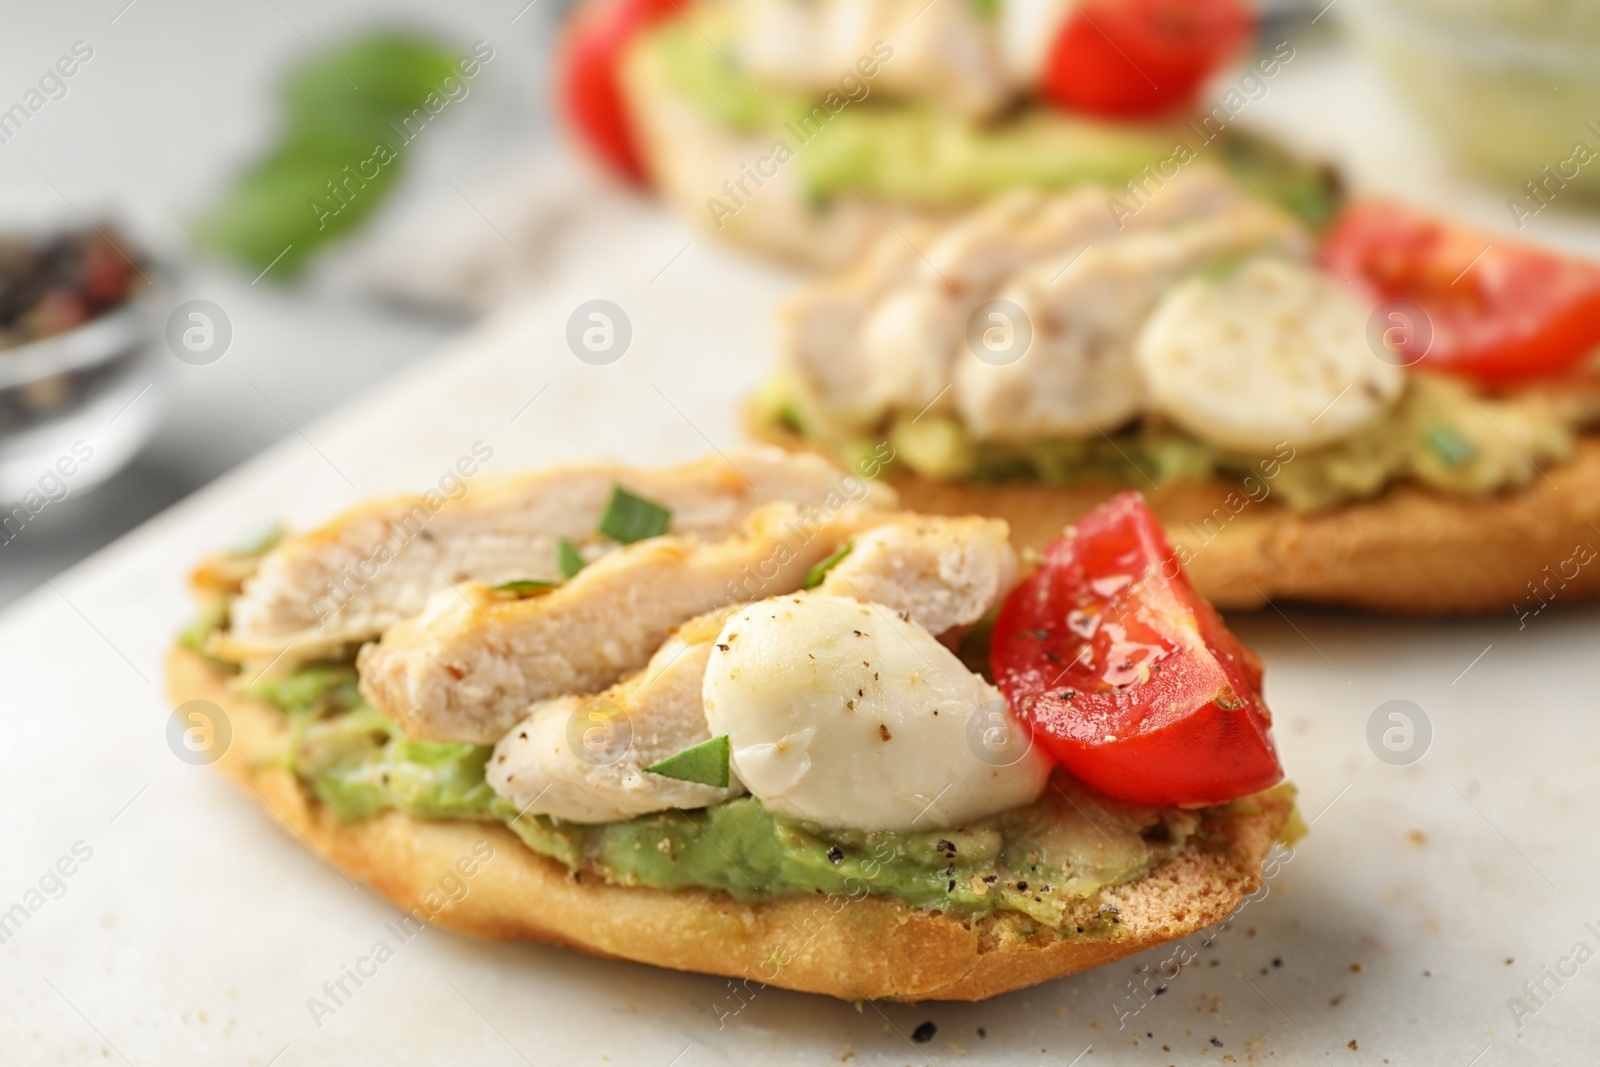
1425, 426, 1479, 468
193, 33, 467, 278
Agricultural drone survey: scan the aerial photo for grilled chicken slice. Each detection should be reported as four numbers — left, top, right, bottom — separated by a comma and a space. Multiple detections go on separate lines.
780, 170, 1257, 432
357, 502, 883, 743
956, 201, 1297, 441
817, 515, 1016, 636
487, 516, 1017, 820
487, 614, 741, 823
215, 448, 878, 666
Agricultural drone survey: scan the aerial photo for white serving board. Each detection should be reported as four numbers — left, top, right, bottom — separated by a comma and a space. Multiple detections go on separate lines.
4, 40, 1600, 1067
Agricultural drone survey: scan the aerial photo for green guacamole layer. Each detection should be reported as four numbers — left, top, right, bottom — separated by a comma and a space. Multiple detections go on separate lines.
756, 370, 1578, 512
251, 661, 1206, 927
630, 13, 1341, 226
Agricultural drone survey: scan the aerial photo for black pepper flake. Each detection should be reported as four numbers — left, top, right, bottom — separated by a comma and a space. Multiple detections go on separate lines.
878, 723, 892, 741
853, 629, 864, 637
936, 839, 957, 856
827, 846, 844, 864
1210, 1038, 1223, 1048
1153, 986, 1165, 995
1016, 881, 1028, 892
982, 875, 998, 884
1031, 629, 1050, 640
1272, 957, 1283, 968
717, 643, 730, 652
911, 1022, 937, 1043
977, 1028, 987, 1039
518, 731, 528, 739
947, 879, 956, 892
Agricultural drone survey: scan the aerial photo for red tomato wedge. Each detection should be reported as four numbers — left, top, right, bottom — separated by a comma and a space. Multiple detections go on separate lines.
557, 0, 680, 183
991, 493, 1282, 807
1039, 0, 1254, 120
1325, 199, 1600, 385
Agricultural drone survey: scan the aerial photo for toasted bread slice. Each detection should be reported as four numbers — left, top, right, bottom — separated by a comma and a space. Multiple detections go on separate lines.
750, 414, 1600, 616
167, 646, 1293, 1002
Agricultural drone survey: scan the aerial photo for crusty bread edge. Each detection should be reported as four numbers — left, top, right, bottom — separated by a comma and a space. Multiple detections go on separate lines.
167, 646, 1293, 1002
749, 411, 1600, 616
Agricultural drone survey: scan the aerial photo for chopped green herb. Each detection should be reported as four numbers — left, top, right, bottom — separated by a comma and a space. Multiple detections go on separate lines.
645, 734, 730, 788
558, 538, 585, 579
490, 579, 561, 598
1196, 255, 1244, 282
598, 486, 672, 544
804, 541, 854, 589
1425, 426, 1478, 468
229, 523, 285, 557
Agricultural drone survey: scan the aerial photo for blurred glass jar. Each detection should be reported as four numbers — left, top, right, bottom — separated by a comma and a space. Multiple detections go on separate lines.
1343, 0, 1600, 200
0, 278, 167, 506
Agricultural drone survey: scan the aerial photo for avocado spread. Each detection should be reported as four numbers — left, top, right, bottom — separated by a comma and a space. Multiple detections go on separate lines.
252, 659, 1216, 927
630, 14, 1340, 225
756, 370, 1579, 512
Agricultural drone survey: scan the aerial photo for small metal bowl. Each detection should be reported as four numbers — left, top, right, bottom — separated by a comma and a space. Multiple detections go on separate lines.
0, 284, 166, 506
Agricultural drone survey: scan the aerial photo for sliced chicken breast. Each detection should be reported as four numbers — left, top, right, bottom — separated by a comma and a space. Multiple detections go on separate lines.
487, 515, 1019, 821
487, 615, 742, 823
781, 169, 1257, 432
216, 448, 881, 666
955, 202, 1298, 441
357, 502, 883, 743
817, 515, 1016, 636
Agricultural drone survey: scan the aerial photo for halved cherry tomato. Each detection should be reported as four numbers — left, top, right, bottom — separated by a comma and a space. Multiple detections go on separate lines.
1039, 0, 1254, 120
991, 493, 1282, 807
1325, 199, 1600, 385
557, 0, 680, 183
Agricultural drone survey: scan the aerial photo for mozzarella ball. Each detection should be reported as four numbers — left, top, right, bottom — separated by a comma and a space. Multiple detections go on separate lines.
703, 594, 1050, 831
1135, 256, 1404, 452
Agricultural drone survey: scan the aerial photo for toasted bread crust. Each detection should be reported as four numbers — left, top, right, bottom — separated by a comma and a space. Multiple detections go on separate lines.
167, 647, 1291, 1001
751, 416, 1600, 615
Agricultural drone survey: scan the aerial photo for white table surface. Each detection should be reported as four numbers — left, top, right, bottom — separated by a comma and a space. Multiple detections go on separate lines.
5, 35, 1600, 1067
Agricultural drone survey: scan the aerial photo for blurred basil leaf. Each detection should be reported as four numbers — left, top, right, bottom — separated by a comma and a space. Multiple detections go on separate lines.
194, 33, 465, 278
